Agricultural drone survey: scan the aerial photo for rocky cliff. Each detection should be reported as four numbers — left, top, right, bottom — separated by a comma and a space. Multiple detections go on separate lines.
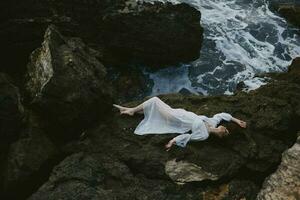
0, 1, 299, 199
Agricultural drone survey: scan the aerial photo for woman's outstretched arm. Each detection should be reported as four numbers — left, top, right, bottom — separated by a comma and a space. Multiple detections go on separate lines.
165, 115, 247, 151
213, 113, 247, 128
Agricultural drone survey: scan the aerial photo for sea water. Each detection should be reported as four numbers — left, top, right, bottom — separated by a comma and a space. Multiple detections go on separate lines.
141, 0, 300, 95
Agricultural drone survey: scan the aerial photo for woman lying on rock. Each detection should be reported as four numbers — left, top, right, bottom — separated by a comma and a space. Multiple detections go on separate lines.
113, 96, 247, 151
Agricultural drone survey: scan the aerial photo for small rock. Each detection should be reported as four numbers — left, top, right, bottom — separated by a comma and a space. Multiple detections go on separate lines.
165, 158, 218, 184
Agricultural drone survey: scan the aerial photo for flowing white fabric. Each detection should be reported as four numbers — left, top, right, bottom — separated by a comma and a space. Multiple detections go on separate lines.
134, 97, 233, 147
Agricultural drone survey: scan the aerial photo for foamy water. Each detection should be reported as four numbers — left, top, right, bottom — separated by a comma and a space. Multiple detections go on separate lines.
139, 0, 300, 95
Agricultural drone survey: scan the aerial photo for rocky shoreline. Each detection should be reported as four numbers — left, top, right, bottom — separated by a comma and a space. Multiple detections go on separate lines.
19, 55, 300, 200
0, 0, 300, 199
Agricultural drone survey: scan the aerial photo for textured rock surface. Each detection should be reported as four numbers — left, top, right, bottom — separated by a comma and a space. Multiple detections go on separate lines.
110, 69, 153, 102
256, 134, 300, 200
28, 153, 112, 200
25, 25, 113, 140
0, 73, 25, 198
28, 152, 178, 200
1, 113, 58, 199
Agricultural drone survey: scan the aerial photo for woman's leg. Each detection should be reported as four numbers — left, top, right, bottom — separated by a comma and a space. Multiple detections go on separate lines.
113, 103, 143, 116
212, 113, 247, 128
114, 96, 172, 117
113, 97, 160, 116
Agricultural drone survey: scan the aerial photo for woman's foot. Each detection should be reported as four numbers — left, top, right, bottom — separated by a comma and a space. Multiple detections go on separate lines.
113, 104, 135, 116
237, 120, 247, 128
121, 108, 135, 116
165, 139, 176, 151
113, 104, 127, 112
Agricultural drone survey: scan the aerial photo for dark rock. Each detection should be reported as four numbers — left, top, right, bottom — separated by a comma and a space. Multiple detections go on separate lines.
0, 73, 24, 144
28, 152, 177, 200
235, 81, 247, 92
101, 1, 203, 67
28, 153, 112, 200
178, 88, 193, 95
110, 68, 152, 102
25, 25, 113, 140
0, 73, 24, 199
1, 113, 58, 199
271, 3, 300, 28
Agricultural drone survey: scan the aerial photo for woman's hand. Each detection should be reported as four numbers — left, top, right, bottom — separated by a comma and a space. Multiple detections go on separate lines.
232, 117, 247, 128
237, 119, 247, 128
165, 139, 176, 151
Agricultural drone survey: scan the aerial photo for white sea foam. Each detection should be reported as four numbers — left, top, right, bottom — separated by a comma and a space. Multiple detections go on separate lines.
243, 76, 269, 92
139, 0, 300, 95
143, 65, 206, 95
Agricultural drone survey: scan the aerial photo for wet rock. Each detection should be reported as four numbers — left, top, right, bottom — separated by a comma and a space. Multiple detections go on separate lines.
1, 113, 58, 199
102, 1, 203, 67
0, 73, 24, 144
25, 25, 113, 140
256, 134, 300, 200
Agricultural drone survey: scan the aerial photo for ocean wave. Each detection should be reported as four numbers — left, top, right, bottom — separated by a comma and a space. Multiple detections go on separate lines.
139, 0, 300, 95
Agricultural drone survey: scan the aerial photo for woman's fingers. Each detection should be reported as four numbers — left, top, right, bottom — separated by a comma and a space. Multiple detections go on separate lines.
165, 140, 174, 151
165, 144, 171, 151
224, 128, 230, 136
238, 120, 247, 128
225, 128, 229, 134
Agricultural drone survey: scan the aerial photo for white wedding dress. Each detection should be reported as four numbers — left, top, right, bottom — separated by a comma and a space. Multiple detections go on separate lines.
134, 96, 233, 147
